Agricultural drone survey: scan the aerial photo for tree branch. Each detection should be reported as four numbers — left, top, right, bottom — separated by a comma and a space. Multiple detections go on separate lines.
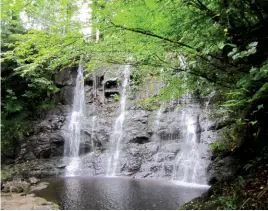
91, 56, 232, 88
109, 21, 237, 71
110, 21, 196, 50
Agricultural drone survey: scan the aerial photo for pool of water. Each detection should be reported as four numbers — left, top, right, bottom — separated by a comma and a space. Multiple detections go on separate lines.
34, 177, 208, 210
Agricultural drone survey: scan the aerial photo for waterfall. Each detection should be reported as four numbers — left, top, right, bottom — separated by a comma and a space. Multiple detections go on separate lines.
205, 91, 215, 113
154, 68, 165, 132
91, 116, 96, 153
178, 54, 186, 70
155, 108, 162, 128
64, 64, 85, 176
172, 108, 207, 185
106, 65, 130, 176
96, 29, 100, 41
151, 104, 164, 173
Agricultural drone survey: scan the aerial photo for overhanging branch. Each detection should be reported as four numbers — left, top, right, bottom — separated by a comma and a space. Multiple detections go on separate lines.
109, 21, 238, 71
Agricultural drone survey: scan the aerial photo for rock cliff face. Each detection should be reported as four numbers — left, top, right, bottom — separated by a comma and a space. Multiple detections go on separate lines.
12, 65, 233, 183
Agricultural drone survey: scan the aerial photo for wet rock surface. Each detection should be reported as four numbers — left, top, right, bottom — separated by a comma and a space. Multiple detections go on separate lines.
17, 106, 70, 162
207, 155, 239, 184
2, 158, 65, 179
3, 65, 231, 183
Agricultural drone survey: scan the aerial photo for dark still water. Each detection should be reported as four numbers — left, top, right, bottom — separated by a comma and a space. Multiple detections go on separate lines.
35, 177, 209, 210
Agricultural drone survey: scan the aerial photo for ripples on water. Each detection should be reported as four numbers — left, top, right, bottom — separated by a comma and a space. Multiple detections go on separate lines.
35, 177, 208, 210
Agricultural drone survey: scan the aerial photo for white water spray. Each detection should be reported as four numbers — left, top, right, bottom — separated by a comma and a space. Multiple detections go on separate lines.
154, 68, 165, 132
64, 64, 85, 176
91, 116, 96, 153
172, 109, 207, 185
155, 106, 164, 131
106, 65, 130, 176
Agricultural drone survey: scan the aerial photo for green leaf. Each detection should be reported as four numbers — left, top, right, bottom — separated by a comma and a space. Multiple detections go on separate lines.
249, 120, 258, 126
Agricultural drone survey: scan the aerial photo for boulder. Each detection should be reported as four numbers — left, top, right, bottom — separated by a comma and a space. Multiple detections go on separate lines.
164, 163, 174, 174
123, 111, 150, 143
7, 158, 65, 179
18, 108, 66, 162
85, 85, 94, 104
2, 180, 30, 193
207, 116, 234, 131
54, 67, 77, 86
207, 156, 239, 184
121, 157, 142, 174
56, 86, 75, 105
94, 128, 110, 149
28, 177, 40, 185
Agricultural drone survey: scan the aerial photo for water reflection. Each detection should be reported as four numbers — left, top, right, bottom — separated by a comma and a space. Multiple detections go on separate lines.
35, 177, 208, 210
62, 178, 83, 209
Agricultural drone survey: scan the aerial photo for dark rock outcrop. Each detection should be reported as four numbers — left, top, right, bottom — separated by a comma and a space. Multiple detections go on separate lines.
129, 136, 150, 144
17, 112, 66, 162
2, 158, 65, 179
56, 86, 75, 105
207, 156, 239, 184
54, 67, 77, 86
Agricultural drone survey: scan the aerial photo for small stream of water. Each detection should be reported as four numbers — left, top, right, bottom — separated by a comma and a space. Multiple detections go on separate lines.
172, 108, 207, 185
64, 64, 85, 177
106, 64, 130, 176
91, 116, 96, 153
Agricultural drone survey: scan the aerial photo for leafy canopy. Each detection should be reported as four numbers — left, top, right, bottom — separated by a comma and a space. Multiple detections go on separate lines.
1, 0, 268, 156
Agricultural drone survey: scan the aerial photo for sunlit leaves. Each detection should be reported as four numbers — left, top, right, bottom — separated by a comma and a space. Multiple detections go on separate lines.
228, 42, 258, 60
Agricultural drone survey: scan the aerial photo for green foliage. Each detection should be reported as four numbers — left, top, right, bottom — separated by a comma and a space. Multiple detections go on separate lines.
1, 0, 84, 121
1, 0, 268, 164
1, 2, 77, 155
1, 170, 12, 182
137, 98, 159, 111
249, 120, 258, 126
111, 93, 120, 102
1, 117, 31, 158
217, 175, 246, 209
210, 141, 230, 154
237, 176, 245, 187
221, 62, 268, 112
210, 126, 239, 154
219, 193, 238, 210
3, 89, 23, 114
3, 0, 268, 110
243, 147, 268, 172
228, 42, 258, 60
243, 157, 262, 171
88, 0, 268, 118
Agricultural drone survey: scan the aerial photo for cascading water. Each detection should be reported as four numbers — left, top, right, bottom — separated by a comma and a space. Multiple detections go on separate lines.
205, 91, 216, 116
91, 116, 96, 153
106, 65, 130, 176
172, 108, 207, 186
62, 62, 211, 186
155, 106, 163, 130
178, 55, 186, 70
64, 64, 85, 176
151, 104, 164, 172
154, 68, 165, 133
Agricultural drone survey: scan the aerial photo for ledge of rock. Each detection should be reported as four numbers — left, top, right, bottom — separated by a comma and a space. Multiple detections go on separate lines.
1, 193, 59, 210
